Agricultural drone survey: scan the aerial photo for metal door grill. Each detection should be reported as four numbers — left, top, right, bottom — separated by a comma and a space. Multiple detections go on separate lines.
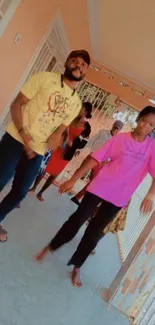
117, 175, 154, 263
133, 286, 155, 325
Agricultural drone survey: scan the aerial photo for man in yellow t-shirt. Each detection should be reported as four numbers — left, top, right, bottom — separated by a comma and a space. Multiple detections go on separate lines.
0, 49, 90, 242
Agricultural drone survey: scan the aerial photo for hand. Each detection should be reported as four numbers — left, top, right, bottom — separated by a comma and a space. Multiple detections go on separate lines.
24, 146, 36, 159
48, 133, 62, 152
68, 140, 73, 147
20, 130, 36, 159
59, 179, 75, 194
140, 196, 154, 215
75, 150, 80, 157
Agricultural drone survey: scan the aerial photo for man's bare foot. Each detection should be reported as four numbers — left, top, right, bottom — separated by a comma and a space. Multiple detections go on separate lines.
29, 187, 36, 194
37, 193, 44, 202
35, 246, 51, 262
71, 267, 82, 287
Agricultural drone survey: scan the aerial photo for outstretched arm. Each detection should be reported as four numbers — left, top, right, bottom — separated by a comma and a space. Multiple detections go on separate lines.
59, 155, 98, 193
71, 155, 97, 182
59, 135, 115, 194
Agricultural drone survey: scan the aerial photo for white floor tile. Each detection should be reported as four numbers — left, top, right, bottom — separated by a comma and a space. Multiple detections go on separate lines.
0, 185, 130, 325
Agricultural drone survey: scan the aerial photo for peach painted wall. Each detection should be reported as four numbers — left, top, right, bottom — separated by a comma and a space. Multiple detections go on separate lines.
0, 0, 150, 117
0, 0, 91, 115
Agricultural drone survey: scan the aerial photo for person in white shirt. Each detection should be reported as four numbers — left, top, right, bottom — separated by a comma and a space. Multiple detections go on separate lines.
71, 120, 124, 205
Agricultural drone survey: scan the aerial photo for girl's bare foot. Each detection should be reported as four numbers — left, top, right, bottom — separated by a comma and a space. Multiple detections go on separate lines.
37, 193, 44, 202
35, 246, 51, 262
71, 267, 82, 287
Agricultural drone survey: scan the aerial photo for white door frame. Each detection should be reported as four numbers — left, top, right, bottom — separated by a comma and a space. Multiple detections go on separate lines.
0, 0, 22, 38
0, 11, 70, 130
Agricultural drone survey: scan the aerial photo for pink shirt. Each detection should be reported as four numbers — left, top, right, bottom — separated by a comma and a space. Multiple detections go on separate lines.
87, 132, 155, 207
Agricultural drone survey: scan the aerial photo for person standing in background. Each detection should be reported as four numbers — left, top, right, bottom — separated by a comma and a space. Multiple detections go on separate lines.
29, 102, 92, 196
0, 49, 90, 242
85, 120, 124, 153
70, 101, 92, 136
31, 122, 91, 202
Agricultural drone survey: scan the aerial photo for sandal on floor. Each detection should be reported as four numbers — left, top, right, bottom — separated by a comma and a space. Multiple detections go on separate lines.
0, 225, 8, 242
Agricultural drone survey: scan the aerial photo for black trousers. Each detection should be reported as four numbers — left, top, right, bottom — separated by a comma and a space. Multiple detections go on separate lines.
49, 192, 121, 268
0, 133, 42, 222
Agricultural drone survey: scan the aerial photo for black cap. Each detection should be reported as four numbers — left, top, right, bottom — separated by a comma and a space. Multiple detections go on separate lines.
67, 50, 91, 66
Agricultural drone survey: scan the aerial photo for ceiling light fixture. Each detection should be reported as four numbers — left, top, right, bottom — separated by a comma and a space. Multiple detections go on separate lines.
90, 64, 100, 71
132, 89, 145, 96
149, 98, 155, 105
103, 71, 114, 79
118, 81, 129, 87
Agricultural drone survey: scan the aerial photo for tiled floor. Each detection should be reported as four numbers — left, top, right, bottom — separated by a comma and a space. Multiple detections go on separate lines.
0, 185, 131, 325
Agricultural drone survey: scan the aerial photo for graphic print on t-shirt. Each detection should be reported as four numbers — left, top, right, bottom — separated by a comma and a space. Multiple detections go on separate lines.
37, 91, 76, 137
48, 91, 71, 119
119, 147, 148, 163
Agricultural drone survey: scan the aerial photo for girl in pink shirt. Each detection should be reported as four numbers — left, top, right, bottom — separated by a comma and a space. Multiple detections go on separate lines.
35, 106, 155, 287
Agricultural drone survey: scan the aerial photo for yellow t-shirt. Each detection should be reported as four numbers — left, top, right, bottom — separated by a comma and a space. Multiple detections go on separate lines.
7, 72, 82, 155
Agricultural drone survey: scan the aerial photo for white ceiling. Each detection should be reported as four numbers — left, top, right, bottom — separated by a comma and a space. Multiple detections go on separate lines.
88, 0, 155, 92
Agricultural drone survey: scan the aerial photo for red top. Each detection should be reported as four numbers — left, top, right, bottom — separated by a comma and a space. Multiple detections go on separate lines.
45, 125, 84, 176
68, 125, 84, 142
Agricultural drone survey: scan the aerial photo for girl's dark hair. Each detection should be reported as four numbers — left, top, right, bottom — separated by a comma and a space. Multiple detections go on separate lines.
137, 106, 155, 121
83, 101, 92, 119
82, 121, 91, 138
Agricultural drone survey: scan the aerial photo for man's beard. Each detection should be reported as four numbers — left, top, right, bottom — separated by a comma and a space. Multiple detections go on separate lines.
64, 67, 84, 82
